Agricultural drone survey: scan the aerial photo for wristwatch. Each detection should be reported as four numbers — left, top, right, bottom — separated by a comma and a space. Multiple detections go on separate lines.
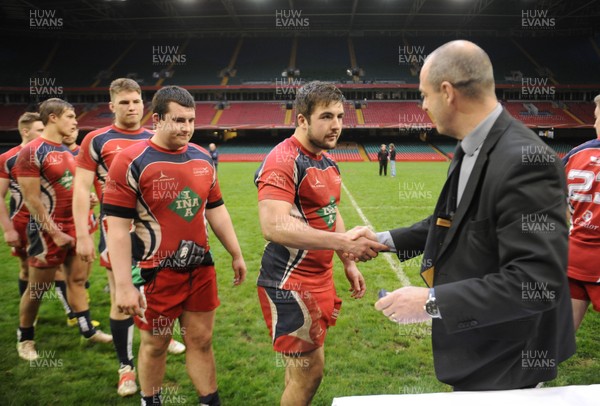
424, 288, 442, 319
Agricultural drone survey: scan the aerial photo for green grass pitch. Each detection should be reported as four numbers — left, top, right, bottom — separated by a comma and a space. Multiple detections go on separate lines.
0, 162, 598, 405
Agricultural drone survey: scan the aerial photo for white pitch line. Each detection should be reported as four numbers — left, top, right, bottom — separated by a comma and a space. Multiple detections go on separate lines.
341, 182, 411, 287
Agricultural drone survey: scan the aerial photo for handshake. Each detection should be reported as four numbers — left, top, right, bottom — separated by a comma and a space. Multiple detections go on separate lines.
338, 226, 388, 262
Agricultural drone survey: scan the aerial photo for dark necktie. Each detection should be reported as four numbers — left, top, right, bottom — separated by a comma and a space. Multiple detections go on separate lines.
447, 144, 465, 215
421, 143, 465, 287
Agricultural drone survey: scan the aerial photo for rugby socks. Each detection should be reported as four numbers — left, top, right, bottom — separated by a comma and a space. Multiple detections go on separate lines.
18, 279, 28, 297
141, 390, 162, 405
54, 280, 74, 318
18, 326, 34, 342
199, 391, 221, 406
111, 317, 135, 368
73, 310, 96, 338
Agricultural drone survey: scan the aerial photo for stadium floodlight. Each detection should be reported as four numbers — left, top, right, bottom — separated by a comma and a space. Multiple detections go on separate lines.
282, 68, 301, 78
152, 69, 173, 79
346, 67, 365, 77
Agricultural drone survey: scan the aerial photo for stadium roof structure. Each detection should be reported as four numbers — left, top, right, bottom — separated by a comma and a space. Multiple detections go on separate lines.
2, 0, 599, 39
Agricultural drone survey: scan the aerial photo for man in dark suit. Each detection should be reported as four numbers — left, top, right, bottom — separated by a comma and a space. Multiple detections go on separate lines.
353, 40, 575, 391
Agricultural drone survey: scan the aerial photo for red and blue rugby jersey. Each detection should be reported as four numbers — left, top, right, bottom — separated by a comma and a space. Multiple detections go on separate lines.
76, 125, 152, 192
102, 139, 223, 269
563, 138, 600, 282
254, 136, 342, 292
14, 137, 76, 225
0, 145, 30, 224
70, 145, 102, 198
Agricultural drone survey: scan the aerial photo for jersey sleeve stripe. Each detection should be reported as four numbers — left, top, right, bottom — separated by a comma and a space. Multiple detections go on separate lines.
102, 203, 137, 219
206, 198, 224, 209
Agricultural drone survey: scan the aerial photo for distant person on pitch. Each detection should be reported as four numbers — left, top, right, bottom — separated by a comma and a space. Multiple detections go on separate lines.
209, 143, 219, 171
389, 143, 396, 177
377, 143, 388, 176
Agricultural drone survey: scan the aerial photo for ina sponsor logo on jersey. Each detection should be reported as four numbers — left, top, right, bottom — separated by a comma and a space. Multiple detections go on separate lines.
589, 156, 600, 166
168, 187, 202, 222
59, 169, 73, 190
316, 197, 337, 229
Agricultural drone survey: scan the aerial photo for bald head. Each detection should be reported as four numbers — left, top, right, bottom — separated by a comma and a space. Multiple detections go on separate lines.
423, 40, 495, 100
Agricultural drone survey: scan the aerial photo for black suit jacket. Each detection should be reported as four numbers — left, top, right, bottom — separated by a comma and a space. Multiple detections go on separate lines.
389, 109, 576, 390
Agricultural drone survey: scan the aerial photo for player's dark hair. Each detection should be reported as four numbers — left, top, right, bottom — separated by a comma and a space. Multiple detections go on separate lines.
18, 112, 41, 130
38, 98, 74, 125
294, 81, 344, 126
152, 86, 195, 120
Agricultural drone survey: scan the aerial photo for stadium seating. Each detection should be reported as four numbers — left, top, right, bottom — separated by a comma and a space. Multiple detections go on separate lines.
566, 102, 596, 125
543, 140, 583, 158
475, 37, 539, 84
196, 103, 218, 126
517, 37, 599, 84
215, 102, 287, 128
0, 104, 31, 131
352, 37, 415, 83
361, 102, 432, 128
2, 35, 598, 88
76, 104, 114, 130
504, 101, 579, 127
233, 38, 291, 84
212, 143, 271, 162
295, 37, 350, 82
172, 37, 239, 85
213, 141, 363, 163
342, 103, 359, 128
325, 142, 363, 162
430, 140, 457, 158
